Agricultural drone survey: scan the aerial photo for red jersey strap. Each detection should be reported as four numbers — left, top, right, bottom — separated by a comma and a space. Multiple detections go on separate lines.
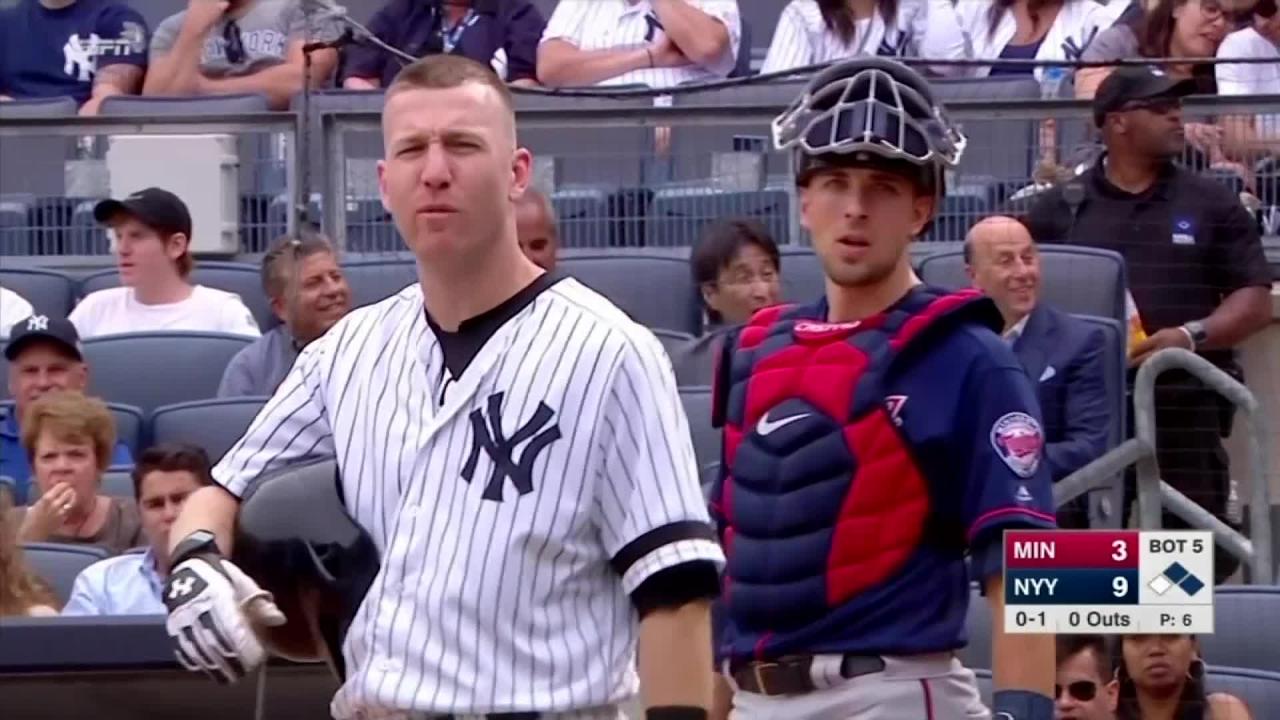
710, 305, 797, 430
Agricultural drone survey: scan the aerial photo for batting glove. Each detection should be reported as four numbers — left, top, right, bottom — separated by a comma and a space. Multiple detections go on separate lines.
163, 554, 286, 684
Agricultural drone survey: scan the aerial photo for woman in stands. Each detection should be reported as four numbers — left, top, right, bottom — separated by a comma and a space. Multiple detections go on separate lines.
5, 391, 143, 556
1113, 633, 1253, 719
761, 0, 929, 72
0, 494, 59, 617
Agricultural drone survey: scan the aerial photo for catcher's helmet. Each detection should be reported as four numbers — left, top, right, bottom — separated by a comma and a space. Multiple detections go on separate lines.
232, 458, 378, 680
772, 57, 966, 196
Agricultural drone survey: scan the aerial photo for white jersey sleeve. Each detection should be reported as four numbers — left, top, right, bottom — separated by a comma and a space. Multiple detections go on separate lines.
595, 330, 725, 596
212, 334, 335, 497
761, 2, 811, 74
540, 0, 586, 46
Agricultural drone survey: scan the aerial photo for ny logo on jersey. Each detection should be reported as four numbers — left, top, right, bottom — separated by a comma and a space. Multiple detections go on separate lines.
63, 33, 101, 82
462, 392, 562, 502
643, 12, 664, 42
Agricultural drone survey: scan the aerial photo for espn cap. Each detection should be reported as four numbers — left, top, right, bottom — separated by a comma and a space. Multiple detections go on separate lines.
5, 314, 83, 361
1092, 67, 1197, 128
93, 187, 193, 238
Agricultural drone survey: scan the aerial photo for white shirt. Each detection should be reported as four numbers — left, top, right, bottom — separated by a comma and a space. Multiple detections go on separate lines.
214, 277, 723, 718
1216, 27, 1280, 138
0, 287, 35, 338
69, 285, 262, 339
920, 0, 1128, 87
541, 0, 741, 87
762, 0, 928, 73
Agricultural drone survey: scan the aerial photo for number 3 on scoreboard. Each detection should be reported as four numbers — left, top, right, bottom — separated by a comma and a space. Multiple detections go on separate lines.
1112, 539, 1128, 562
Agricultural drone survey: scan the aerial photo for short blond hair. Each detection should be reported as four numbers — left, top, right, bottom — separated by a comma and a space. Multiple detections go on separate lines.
21, 391, 116, 473
386, 54, 515, 115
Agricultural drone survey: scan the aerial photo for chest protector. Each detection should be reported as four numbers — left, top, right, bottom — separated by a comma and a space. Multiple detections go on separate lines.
713, 287, 993, 631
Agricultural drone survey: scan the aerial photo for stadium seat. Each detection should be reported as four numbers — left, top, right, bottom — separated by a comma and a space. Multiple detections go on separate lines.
679, 386, 719, 472
917, 244, 1128, 324
68, 198, 108, 254
22, 542, 109, 603
560, 252, 702, 335
82, 332, 254, 415
78, 262, 274, 330
342, 256, 419, 309
779, 247, 824, 304
0, 268, 77, 318
1206, 667, 1280, 718
550, 186, 611, 248
0, 401, 143, 457
1073, 315, 1126, 527
651, 329, 696, 361
99, 467, 134, 500
0, 194, 34, 255
0, 96, 77, 119
925, 189, 991, 244
645, 187, 791, 248
149, 397, 269, 464
1199, 586, 1280, 673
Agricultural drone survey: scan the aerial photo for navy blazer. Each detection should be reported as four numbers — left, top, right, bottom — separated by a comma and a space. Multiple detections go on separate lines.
1012, 303, 1111, 483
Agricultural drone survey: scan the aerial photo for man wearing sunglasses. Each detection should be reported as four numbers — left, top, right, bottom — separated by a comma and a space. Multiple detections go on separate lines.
1055, 635, 1116, 720
145, 0, 344, 110
1025, 67, 1273, 583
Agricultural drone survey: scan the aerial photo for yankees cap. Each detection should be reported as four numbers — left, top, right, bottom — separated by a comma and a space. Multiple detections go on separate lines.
94, 187, 193, 239
5, 314, 83, 361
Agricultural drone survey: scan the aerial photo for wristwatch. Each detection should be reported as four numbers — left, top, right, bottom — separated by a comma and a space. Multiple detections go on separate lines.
170, 529, 222, 567
1180, 320, 1208, 350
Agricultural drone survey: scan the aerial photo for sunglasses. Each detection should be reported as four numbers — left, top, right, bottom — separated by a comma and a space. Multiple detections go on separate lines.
223, 20, 245, 65
1056, 680, 1099, 702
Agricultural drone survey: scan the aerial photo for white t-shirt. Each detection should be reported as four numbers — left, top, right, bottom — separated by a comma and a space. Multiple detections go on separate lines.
0, 287, 35, 338
69, 285, 262, 339
761, 0, 929, 73
1216, 27, 1280, 138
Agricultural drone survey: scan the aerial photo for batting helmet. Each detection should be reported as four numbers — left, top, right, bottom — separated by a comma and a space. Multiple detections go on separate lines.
231, 458, 379, 680
772, 57, 967, 196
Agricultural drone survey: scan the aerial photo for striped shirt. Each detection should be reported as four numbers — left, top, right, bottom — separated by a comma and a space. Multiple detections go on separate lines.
540, 0, 741, 88
213, 275, 723, 718
761, 0, 928, 74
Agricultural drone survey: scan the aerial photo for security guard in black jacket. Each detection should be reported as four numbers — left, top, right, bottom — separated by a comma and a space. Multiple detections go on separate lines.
1025, 67, 1272, 582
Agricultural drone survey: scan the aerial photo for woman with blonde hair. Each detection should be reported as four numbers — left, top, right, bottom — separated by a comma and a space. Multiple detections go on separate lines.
0, 493, 59, 617
5, 391, 143, 555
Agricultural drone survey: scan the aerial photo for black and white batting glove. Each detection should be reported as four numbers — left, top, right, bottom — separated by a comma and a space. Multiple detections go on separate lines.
162, 534, 286, 684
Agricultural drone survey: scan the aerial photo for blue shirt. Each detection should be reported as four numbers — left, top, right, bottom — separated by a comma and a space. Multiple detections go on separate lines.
61, 548, 166, 616
0, 0, 149, 105
711, 289, 1057, 662
0, 408, 133, 505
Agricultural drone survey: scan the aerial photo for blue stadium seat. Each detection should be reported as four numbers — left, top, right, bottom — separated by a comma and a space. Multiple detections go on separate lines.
149, 397, 269, 464
341, 256, 419, 309
22, 542, 109, 603
1199, 586, 1280, 673
82, 332, 254, 415
99, 466, 135, 500
1073, 315, 1126, 528
78, 262, 273, 330
1206, 667, 1280, 718
0, 194, 34, 255
0, 401, 143, 457
917, 244, 1128, 324
550, 186, 611, 248
679, 386, 719, 473
645, 187, 790, 247
27, 196, 85, 255
0, 268, 77, 319
559, 251, 702, 334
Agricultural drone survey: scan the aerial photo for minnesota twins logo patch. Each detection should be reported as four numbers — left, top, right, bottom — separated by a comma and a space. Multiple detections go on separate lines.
990, 412, 1043, 478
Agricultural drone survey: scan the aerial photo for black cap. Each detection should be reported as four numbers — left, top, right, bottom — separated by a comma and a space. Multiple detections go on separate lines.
5, 314, 83, 361
93, 187, 193, 238
1093, 67, 1197, 127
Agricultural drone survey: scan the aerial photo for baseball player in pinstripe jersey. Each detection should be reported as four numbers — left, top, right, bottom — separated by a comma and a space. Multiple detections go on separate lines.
158, 54, 725, 720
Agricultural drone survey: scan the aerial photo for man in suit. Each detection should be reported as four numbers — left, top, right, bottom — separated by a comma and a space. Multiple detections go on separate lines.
965, 215, 1111, 528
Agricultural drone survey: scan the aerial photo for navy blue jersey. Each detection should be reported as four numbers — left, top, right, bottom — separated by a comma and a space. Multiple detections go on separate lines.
0, 0, 148, 104
711, 288, 1057, 663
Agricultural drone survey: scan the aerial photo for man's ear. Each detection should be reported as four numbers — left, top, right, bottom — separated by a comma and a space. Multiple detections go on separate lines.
909, 193, 935, 238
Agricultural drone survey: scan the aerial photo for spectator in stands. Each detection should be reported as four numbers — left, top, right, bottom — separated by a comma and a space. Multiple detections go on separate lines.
1216, 0, 1280, 160
143, 0, 343, 110
0, 0, 148, 115
1025, 67, 1272, 581
761, 0, 929, 72
61, 444, 213, 616
965, 216, 1109, 528
218, 231, 351, 398
342, 0, 545, 90
0, 494, 60, 617
921, 0, 1126, 85
537, 0, 741, 88
6, 391, 144, 556
0, 287, 34, 339
71, 188, 261, 339
1113, 634, 1253, 719
1056, 634, 1117, 720
3, 316, 132, 505
670, 219, 781, 386
515, 187, 558, 272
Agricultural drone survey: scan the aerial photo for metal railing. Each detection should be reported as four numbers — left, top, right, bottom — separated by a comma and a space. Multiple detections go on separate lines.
1057, 348, 1275, 584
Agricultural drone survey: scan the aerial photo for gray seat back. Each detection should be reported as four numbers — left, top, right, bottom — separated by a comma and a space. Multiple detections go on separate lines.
679, 386, 719, 472
82, 332, 254, 415
1074, 315, 1126, 528
341, 257, 419, 310
1199, 587, 1280, 673
22, 542, 109, 603
150, 397, 270, 464
560, 252, 702, 335
0, 269, 77, 319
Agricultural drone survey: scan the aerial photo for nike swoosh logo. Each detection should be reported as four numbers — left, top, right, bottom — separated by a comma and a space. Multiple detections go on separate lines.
1040, 366, 1056, 382
756, 411, 808, 436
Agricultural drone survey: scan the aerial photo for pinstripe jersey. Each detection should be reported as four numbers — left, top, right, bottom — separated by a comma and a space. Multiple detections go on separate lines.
212, 275, 724, 719
540, 0, 741, 88
761, 0, 928, 74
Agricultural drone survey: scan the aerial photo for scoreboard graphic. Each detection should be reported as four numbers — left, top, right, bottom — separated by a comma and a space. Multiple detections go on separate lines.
1003, 530, 1215, 634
